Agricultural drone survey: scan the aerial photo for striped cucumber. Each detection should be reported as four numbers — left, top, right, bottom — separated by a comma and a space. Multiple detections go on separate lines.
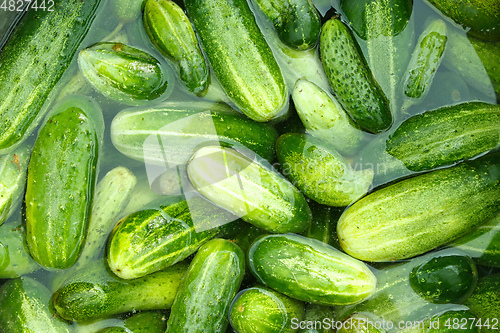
25, 95, 104, 269
184, 0, 288, 122
143, 0, 210, 96
320, 18, 392, 133
248, 234, 377, 306
187, 145, 312, 233
166, 238, 245, 332
337, 153, 500, 262
0, 0, 102, 154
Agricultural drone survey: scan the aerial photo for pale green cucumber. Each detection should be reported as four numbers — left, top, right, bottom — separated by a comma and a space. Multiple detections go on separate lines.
112, 0, 146, 23
187, 145, 312, 233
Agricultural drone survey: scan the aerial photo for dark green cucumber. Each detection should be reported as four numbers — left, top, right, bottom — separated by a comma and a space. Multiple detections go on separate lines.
107, 196, 239, 279
53, 261, 188, 322
144, 0, 209, 96
320, 18, 392, 133
0, 221, 39, 279
166, 238, 245, 332
0, 0, 102, 154
276, 133, 373, 207
187, 145, 312, 233
464, 273, 500, 332
110, 100, 279, 165
78, 42, 169, 105
386, 102, 500, 172
425, 0, 500, 41
253, 0, 321, 50
25, 95, 104, 269
409, 255, 478, 304
184, 0, 288, 122
337, 153, 500, 262
0, 277, 72, 333
248, 234, 377, 306
229, 285, 305, 333
301, 201, 343, 250
94, 311, 167, 333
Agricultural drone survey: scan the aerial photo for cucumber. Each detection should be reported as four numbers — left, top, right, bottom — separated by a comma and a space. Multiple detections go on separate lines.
0, 221, 39, 279
469, 37, 500, 102
112, 0, 146, 23
94, 311, 167, 333
166, 238, 245, 332
143, 0, 210, 96
409, 255, 478, 304
107, 196, 239, 279
320, 18, 392, 134
299, 304, 335, 333
0, 277, 72, 333
0, 0, 102, 154
337, 313, 385, 333
464, 273, 500, 332
78, 42, 169, 105
229, 285, 305, 333
252, 0, 321, 50
25, 95, 104, 269
0, 144, 30, 226
184, 0, 288, 122
424, 0, 500, 41
187, 145, 312, 233
110, 100, 279, 166
337, 153, 500, 262
248, 234, 377, 306
302, 201, 343, 250
386, 102, 500, 172
53, 261, 188, 322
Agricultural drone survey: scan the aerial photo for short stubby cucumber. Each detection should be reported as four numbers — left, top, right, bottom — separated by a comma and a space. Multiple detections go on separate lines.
187, 145, 312, 233
78, 42, 169, 105
248, 234, 377, 306
143, 0, 210, 96
320, 18, 392, 133
25, 95, 104, 269
166, 239, 245, 332
0, 0, 102, 154
184, 0, 288, 122
337, 153, 500, 262
276, 133, 374, 207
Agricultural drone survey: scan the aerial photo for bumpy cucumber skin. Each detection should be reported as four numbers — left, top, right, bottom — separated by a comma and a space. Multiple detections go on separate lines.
110, 101, 279, 165
337, 153, 500, 262
25, 98, 102, 269
0, 222, 39, 279
0, 0, 101, 154
187, 146, 312, 234
144, 0, 209, 96
53, 261, 188, 322
185, 0, 288, 122
386, 102, 500, 172
465, 273, 500, 332
248, 234, 377, 306
0, 277, 72, 333
166, 239, 245, 333
320, 19, 392, 134
425, 0, 500, 41
229, 286, 305, 333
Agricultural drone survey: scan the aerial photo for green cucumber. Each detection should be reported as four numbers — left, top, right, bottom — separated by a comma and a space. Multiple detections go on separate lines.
248, 234, 377, 306
464, 273, 500, 332
469, 36, 500, 102
187, 145, 312, 233
78, 42, 169, 105
0, 277, 72, 333
107, 196, 239, 279
424, 0, 500, 41
184, 0, 288, 122
0, 221, 40, 279
166, 238, 245, 332
337, 153, 500, 262
25, 95, 104, 269
0, 0, 102, 154
53, 261, 188, 322
112, 0, 146, 23
292, 79, 364, 155
252, 0, 321, 50
143, 0, 209, 96
0, 144, 30, 226
93, 311, 167, 333
229, 285, 305, 333
110, 100, 279, 166
386, 102, 500, 172
302, 201, 343, 250
299, 304, 335, 333
320, 18, 392, 133
276, 133, 374, 207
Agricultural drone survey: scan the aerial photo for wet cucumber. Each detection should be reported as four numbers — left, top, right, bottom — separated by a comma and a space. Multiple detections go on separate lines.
94, 311, 167, 333
25, 95, 104, 269
464, 273, 500, 332
0, 0, 102, 154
